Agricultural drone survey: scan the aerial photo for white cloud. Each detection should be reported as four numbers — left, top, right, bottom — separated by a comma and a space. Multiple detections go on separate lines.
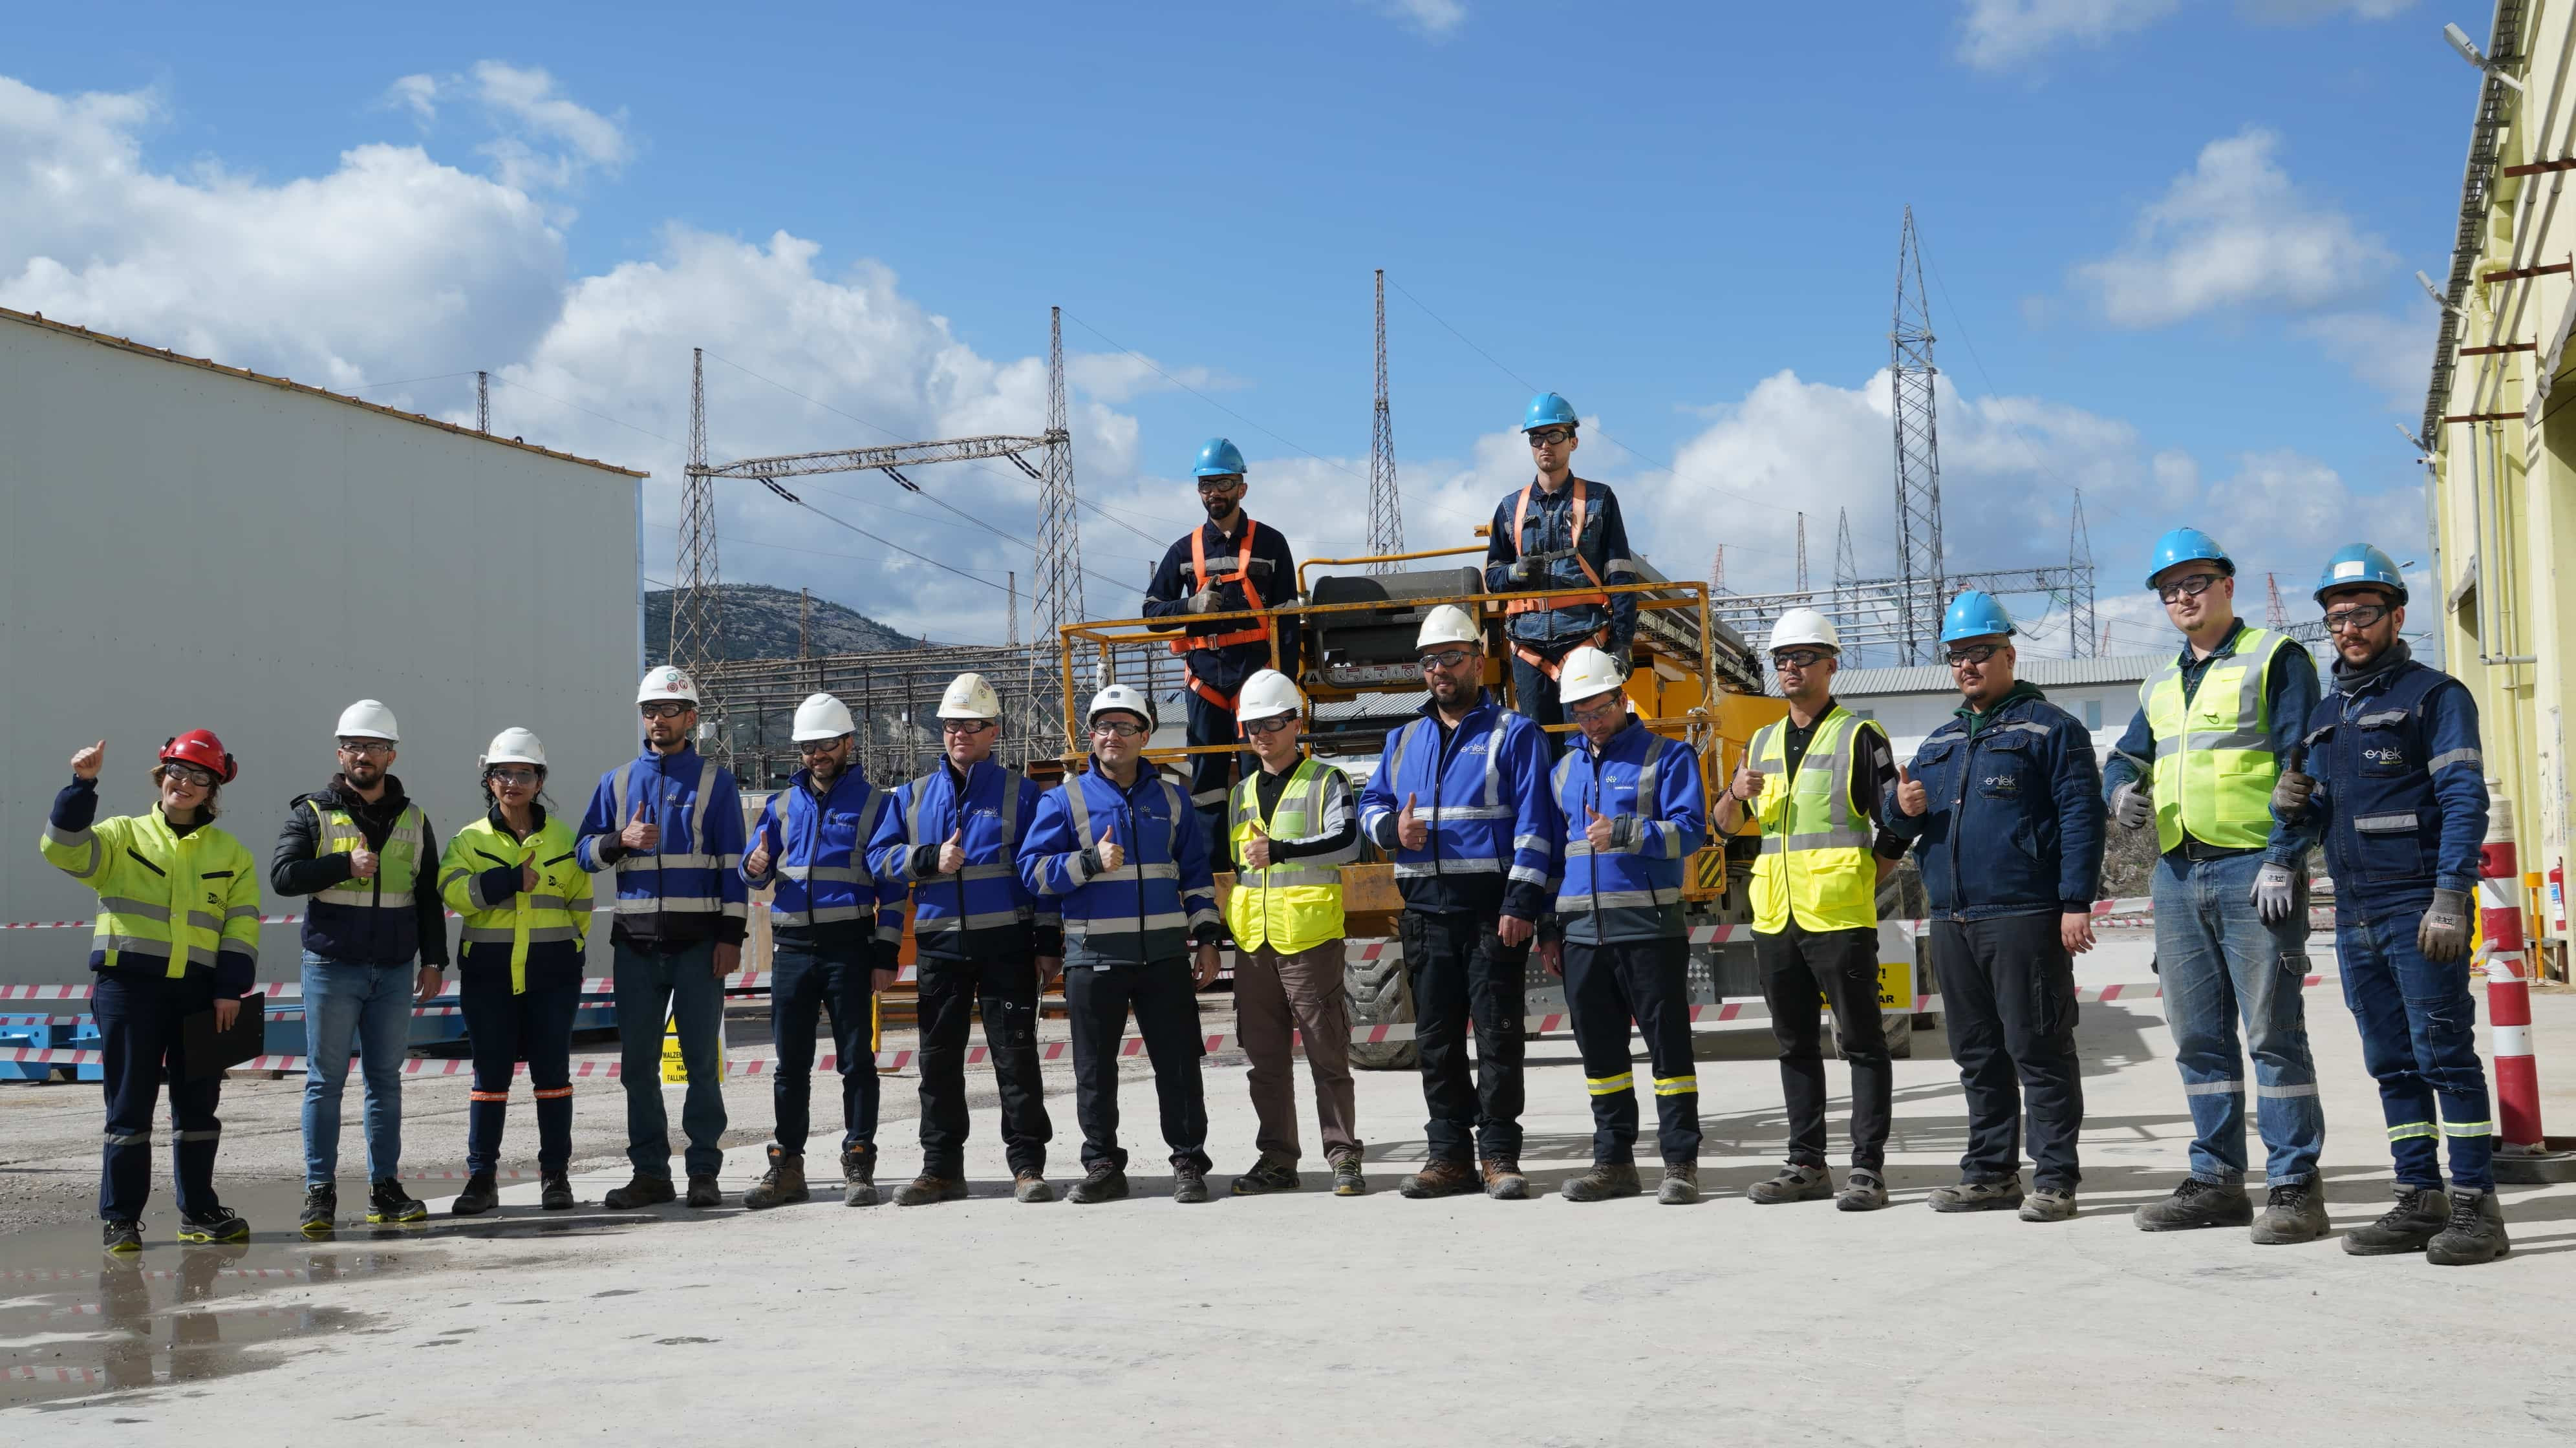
1368, 0, 1468, 39
2300, 308, 2433, 407
385, 73, 440, 122
1065, 352, 1242, 405
2239, 0, 2412, 19
1955, 0, 2179, 71
376, 61, 629, 193
2073, 127, 2390, 327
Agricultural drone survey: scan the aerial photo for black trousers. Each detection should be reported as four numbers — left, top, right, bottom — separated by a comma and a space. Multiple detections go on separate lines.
93, 970, 223, 1222
1402, 910, 1530, 1162
1931, 915, 2083, 1189
1563, 937, 1701, 1166
1065, 959, 1210, 1173
915, 951, 1054, 1177
1183, 689, 1253, 869
1755, 919, 1892, 1171
769, 939, 879, 1155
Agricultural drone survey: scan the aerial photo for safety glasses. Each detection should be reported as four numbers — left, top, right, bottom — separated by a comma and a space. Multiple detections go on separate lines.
797, 736, 852, 757
485, 767, 541, 786
1092, 721, 1146, 740
1418, 648, 1476, 672
2323, 602, 2391, 634
940, 719, 995, 736
1946, 643, 2002, 667
1241, 716, 1296, 737
1525, 428, 1572, 448
160, 761, 219, 788
638, 701, 692, 720
336, 738, 394, 758
2156, 572, 2222, 604
1771, 648, 1830, 672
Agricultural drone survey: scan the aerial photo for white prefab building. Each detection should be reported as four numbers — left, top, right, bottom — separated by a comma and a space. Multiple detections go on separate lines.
1, 308, 647, 985
1821, 655, 2172, 764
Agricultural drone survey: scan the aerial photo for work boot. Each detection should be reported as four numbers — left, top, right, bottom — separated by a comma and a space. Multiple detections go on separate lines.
1657, 1164, 1701, 1206
842, 1146, 879, 1208
299, 1184, 337, 1238
685, 1173, 724, 1209
1481, 1156, 1530, 1200
1230, 1154, 1302, 1196
1399, 1158, 1479, 1199
1067, 1162, 1130, 1204
894, 1173, 969, 1206
2019, 1186, 2078, 1223
2250, 1181, 2330, 1245
1746, 1163, 1833, 1204
1331, 1156, 1367, 1198
743, 1147, 810, 1210
449, 1173, 500, 1217
101, 1219, 143, 1255
603, 1174, 676, 1210
1559, 1162, 1643, 1202
1013, 1171, 1055, 1204
368, 1180, 429, 1224
1929, 1176, 2024, 1213
2343, 1184, 2450, 1256
175, 1206, 249, 1244
2134, 1177, 2253, 1231
1172, 1161, 1210, 1204
1838, 1169, 1890, 1213
2426, 1188, 2511, 1266
540, 1171, 576, 1211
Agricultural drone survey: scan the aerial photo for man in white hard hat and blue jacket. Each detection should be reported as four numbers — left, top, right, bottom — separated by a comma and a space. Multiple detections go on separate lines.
268, 699, 445, 1233
869, 672, 1060, 1206
1019, 684, 1225, 1204
1544, 646, 1708, 1205
2271, 544, 2507, 1265
1714, 606, 1909, 1211
2103, 527, 2329, 1243
1884, 593, 2104, 1223
1357, 603, 1562, 1200
1142, 438, 1303, 860
738, 692, 900, 1211
576, 665, 749, 1211
1485, 392, 1640, 747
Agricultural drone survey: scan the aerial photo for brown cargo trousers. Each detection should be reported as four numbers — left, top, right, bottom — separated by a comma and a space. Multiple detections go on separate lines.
1236, 939, 1361, 1164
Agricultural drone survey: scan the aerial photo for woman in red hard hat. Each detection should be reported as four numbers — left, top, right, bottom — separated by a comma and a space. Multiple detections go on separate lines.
41, 730, 266, 1253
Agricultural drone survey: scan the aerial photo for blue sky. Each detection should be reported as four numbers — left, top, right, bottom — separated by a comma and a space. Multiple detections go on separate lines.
3, 0, 2472, 655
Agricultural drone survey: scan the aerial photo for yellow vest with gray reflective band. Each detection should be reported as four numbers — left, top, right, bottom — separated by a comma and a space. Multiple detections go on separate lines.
437, 814, 593, 994
1747, 707, 1880, 934
306, 798, 424, 908
2140, 626, 2290, 854
1225, 758, 1352, 955
39, 807, 264, 977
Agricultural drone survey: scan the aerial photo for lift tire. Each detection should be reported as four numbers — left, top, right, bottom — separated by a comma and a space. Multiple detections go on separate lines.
1344, 944, 1419, 1071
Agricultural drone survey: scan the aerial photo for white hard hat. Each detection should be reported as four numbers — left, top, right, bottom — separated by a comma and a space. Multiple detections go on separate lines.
1415, 603, 1482, 652
791, 692, 857, 743
1087, 683, 1155, 730
636, 666, 701, 706
938, 672, 1002, 720
1556, 645, 1628, 705
334, 699, 400, 743
480, 728, 548, 769
1766, 607, 1840, 654
1236, 669, 1304, 723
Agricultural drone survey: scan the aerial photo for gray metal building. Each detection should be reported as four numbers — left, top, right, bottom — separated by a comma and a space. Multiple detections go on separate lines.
1, 308, 647, 984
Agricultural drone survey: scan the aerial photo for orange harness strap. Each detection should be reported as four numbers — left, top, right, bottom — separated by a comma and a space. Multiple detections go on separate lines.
1512, 631, 1609, 680
1170, 518, 1272, 680
1504, 479, 1609, 615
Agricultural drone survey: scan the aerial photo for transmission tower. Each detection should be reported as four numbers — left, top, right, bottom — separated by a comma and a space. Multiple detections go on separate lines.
2066, 491, 2097, 658
1369, 270, 1405, 569
1833, 507, 1862, 668
672, 346, 724, 681
475, 370, 489, 434
1794, 512, 1809, 596
2264, 571, 2289, 630
1007, 570, 1021, 649
1891, 206, 1946, 665
1033, 308, 1086, 646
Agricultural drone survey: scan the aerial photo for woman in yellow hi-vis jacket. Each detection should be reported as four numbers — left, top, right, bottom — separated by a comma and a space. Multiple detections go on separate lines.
41, 732, 264, 1253
436, 729, 594, 1215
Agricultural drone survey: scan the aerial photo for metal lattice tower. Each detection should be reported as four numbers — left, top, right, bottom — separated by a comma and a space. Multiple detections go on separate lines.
1369, 270, 1405, 570
2066, 491, 2097, 658
1794, 512, 1809, 596
672, 346, 724, 680
2264, 571, 2289, 630
475, 371, 489, 434
1033, 308, 1084, 749
1891, 206, 1946, 665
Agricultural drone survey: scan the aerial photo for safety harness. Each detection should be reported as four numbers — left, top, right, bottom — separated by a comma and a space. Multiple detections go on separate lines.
1506, 480, 1609, 679
1169, 517, 1274, 708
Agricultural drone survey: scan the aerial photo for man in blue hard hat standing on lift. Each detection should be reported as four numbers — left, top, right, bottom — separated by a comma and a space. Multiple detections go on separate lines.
2271, 544, 2509, 1265
2103, 527, 2328, 1244
1485, 394, 1638, 752
1143, 438, 1302, 864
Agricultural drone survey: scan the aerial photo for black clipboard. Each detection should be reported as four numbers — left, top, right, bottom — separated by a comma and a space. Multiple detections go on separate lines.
183, 993, 266, 1080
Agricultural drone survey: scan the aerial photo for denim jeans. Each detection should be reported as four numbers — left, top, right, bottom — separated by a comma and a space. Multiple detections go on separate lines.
768, 938, 878, 1156
2152, 850, 2323, 1186
613, 940, 729, 1180
300, 953, 415, 1186
2336, 910, 2495, 1191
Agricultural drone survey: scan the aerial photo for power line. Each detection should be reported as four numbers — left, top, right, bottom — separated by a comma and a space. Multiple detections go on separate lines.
1061, 312, 1367, 482
489, 376, 677, 444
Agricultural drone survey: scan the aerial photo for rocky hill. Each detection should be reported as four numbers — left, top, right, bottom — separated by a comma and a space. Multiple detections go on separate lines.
642, 584, 930, 663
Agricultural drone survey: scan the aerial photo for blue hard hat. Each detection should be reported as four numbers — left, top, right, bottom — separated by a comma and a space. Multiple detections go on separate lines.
2144, 526, 2235, 589
2313, 544, 2408, 606
1192, 438, 1247, 478
1938, 590, 2016, 644
1521, 392, 1579, 432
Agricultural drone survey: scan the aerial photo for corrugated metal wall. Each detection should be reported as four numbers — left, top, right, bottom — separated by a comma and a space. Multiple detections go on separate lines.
0, 316, 646, 984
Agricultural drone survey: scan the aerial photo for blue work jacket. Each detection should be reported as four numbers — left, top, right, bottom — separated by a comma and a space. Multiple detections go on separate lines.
1018, 763, 1219, 968
741, 767, 899, 948
1549, 718, 1706, 944
575, 747, 749, 950
1884, 687, 2105, 921
872, 758, 1060, 962
2281, 649, 2486, 922
1357, 691, 1560, 919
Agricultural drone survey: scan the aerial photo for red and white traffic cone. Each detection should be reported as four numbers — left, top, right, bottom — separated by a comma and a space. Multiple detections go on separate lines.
2480, 780, 2576, 1183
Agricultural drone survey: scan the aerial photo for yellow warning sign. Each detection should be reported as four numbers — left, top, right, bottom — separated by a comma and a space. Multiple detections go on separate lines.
1822, 959, 1912, 1012
1686, 847, 1726, 899
661, 1005, 727, 1083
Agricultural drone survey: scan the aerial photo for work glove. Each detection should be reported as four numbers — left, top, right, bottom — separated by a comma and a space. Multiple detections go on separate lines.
2419, 888, 2473, 963
2110, 779, 2152, 831
1507, 556, 1539, 585
2270, 770, 2317, 817
1184, 587, 1219, 614
2251, 862, 2298, 926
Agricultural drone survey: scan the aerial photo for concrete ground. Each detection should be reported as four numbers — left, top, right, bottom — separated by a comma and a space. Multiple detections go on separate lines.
5, 930, 2575, 1443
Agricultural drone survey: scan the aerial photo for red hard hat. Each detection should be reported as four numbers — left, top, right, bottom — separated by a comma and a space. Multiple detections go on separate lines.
160, 729, 239, 783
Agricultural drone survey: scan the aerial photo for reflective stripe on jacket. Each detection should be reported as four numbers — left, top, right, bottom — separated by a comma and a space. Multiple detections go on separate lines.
870, 760, 1055, 958
742, 767, 897, 934
574, 748, 749, 946
40, 780, 262, 992
303, 797, 429, 962
2140, 626, 2292, 853
1550, 719, 1705, 944
1225, 758, 1357, 954
1747, 707, 1882, 934
2295, 656, 2487, 921
1355, 692, 1561, 918
1483, 478, 1639, 654
1018, 764, 1219, 968
438, 808, 593, 993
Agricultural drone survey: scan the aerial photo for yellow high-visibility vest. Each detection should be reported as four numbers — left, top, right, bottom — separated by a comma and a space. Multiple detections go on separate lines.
306, 798, 426, 907
2140, 626, 2292, 853
1225, 758, 1349, 955
1747, 707, 1881, 934
438, 813, 594, 993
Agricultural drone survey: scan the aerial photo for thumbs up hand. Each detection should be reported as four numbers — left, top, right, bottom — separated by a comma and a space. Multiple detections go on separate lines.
1241, 819, 1272, 870
1396, 793, 1429, 850
70, 741, 105, 780
938, 825, 967, 875
348, 847, 380, 880
520, 858, 540, 893
1585, 805, 1615, 851
1730, 766, 1765, 803
619, 802, 659, 851
1095, 826, 1125, 874
1895, 761, 1927, 818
